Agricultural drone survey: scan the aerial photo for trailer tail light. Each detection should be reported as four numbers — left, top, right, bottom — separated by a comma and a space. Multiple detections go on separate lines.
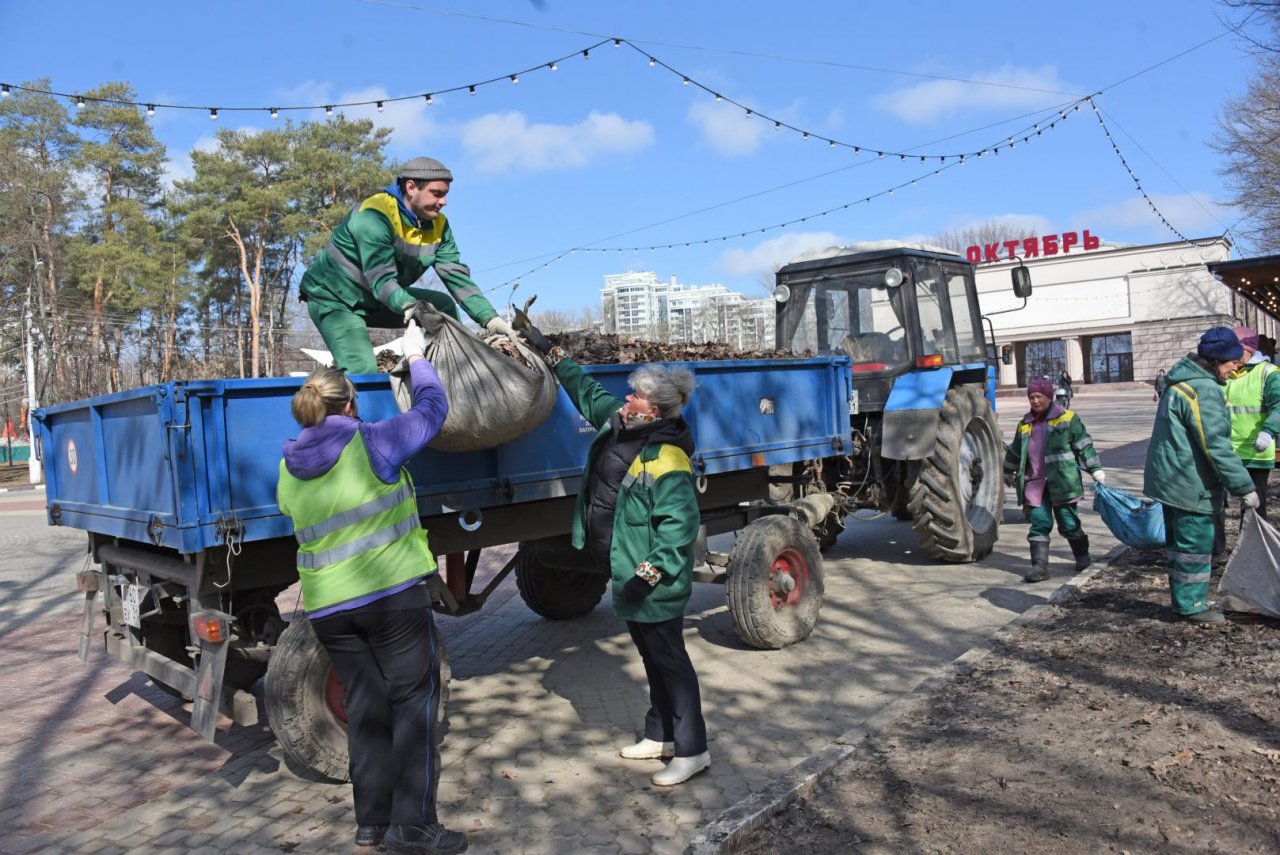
852, 362, 888, 373
916, 354, 944, 369
76, 571, 100, 593
190, 611, 229, 643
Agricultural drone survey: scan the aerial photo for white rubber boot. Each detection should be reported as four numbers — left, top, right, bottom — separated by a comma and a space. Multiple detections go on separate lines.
619, 738, 674, 760
650, 751, 711, 786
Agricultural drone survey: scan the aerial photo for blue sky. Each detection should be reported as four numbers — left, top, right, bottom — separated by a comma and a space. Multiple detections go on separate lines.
1, 0, 1265, 313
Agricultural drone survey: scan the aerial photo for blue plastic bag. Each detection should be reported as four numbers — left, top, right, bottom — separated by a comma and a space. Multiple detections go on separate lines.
1092, 483, 1166, 549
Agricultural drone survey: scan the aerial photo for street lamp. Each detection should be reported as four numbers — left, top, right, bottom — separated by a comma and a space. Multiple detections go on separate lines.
25, 260, 43, 485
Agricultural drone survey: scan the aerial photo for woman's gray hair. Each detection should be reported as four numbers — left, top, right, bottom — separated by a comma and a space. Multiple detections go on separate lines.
628, 364, 696, 418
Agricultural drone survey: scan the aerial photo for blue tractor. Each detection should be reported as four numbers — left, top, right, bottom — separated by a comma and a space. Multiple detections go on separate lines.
772, 242, 1028, 561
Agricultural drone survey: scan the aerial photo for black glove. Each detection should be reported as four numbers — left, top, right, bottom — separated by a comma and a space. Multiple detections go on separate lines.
510, 298, 554, 355
619, 576, 654, 604
403, 300, 446, 337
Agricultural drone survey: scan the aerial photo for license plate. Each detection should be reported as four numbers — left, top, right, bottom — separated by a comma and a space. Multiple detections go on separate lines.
121, 584, 148, 629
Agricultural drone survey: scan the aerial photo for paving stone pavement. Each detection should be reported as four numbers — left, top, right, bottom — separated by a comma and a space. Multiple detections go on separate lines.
0, 389, 1158, 854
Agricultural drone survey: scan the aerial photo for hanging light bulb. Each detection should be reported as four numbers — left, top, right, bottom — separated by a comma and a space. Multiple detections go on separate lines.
325, 105, 334, 117
146, 104, 155, 117
714, 93, 723, 102
510, 74, 518, 84
424, 93, 433, 104
774, 121, 781, 131
853, 147, 860, 155
210, 108, 218, 120
376, 100, 384, 112
613, 38, 621, 47
802, 132, 808, 140
548, 62, 557, 71
682, 77, 690, 86
745, 108, 752, 117
829, 140, 836, 148
270, 107, 279, 119
648, 56, 656, 66
1, 84, 10, 98
75, 95, 85, 108
469, 85, 476, 96
582, 49, 590, 59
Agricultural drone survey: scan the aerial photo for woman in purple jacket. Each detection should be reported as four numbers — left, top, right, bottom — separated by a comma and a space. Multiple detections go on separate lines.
277, 322, 466, 854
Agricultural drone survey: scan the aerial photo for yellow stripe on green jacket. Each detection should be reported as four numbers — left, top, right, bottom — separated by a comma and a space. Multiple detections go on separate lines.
300, 191, 497, 326
1002, 408, 1101, 505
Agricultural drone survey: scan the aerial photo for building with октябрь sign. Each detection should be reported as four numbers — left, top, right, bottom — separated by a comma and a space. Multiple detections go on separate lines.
974, 232, 1280, 389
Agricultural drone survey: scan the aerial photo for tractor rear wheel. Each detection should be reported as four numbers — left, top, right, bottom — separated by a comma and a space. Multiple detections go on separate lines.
906, 386, 1005, 562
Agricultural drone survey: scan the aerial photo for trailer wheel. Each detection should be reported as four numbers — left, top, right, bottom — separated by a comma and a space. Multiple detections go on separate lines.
264, 616, 451, 782
907, 385, 1004, 562
726, 515, 824, 650
514, 548, 609, 620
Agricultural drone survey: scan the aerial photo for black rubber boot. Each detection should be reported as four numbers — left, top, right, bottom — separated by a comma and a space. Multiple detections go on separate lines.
1024, 541, 1050, 583
1067, 534, 1092, 572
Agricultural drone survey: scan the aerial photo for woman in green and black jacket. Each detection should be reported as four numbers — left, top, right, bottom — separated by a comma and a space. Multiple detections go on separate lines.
518, 320, 711, 788
1004, 377, 1106, 583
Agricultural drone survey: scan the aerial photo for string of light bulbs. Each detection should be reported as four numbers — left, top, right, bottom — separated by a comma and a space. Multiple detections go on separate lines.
1086, 96, 1190, 243
2, 37, 1084, 163
494, 98, 1088, 288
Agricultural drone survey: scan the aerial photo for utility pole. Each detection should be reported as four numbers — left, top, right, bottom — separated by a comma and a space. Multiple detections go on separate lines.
25, 258, 44, 485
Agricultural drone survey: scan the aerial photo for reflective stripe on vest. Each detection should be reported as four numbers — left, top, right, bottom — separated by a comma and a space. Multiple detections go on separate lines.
324, 193, 445, 294
277, 432, 434, 613
1226, 362, 1278, 462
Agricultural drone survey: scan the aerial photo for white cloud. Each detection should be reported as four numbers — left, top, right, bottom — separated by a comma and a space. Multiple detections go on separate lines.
717, 231, 848, 278
687, 100, 767, 156
459, 110, 653, 173
161, 133, 223, 189
875, 65, 1074, 124
1074, 192, 1231, 238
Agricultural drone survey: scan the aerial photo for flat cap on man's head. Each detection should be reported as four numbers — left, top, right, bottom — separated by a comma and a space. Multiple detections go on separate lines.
399, 157, 453, 183
1197, 325, 1244, 363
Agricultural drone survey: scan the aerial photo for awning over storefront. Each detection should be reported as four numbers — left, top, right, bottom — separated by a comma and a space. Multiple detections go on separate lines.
1208, 253, 1280, 317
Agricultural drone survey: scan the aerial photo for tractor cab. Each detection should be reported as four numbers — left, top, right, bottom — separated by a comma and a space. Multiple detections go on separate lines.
773, 243, 989, 412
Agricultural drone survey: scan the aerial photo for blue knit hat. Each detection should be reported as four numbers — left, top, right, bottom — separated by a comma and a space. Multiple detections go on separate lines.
1197, 326, 1244, 362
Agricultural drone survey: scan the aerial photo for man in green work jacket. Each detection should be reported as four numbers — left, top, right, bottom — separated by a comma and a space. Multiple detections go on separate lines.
300, 156, 515, 374
1225, 325, 1280, 523
1145, 326, 1259, 624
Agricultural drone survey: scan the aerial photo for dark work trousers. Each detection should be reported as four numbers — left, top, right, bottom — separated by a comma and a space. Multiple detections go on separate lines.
627, 616, 708, 758
312, 592, 441, 827
1240, 467, 1272, 526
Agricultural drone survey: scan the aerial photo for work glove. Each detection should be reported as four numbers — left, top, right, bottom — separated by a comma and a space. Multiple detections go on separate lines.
1243, 491, 1261, 510
1091, 469, 1106, 485
400, 319, 428, 358
518, 321, 554, 356
1254, 431, 1273, 453
619, 576, 654, 604
485, 316, 517, 338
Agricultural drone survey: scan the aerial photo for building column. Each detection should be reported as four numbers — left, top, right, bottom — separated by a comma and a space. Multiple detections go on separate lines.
1064, 336, 1085, 383
998, 349, 1018, 387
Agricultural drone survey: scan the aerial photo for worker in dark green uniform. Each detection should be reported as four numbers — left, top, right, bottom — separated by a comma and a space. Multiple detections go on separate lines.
1144, 326, 1259, 624
1225, 325, 1280, 523
300, 156, 515, 374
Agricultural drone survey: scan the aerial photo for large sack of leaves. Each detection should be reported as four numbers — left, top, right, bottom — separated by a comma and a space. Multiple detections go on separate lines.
1092, 483, 1166, 549
1219, 510, 1280, 618
390, 308, 558, 452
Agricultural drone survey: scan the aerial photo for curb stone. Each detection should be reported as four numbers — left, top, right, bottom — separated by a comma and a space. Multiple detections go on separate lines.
0, 483, 44, 494
684, 542, 1129, 855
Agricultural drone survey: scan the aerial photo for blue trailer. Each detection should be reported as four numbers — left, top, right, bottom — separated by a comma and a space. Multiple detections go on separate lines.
35, 357, 851, 779
35, 240, 1028, 780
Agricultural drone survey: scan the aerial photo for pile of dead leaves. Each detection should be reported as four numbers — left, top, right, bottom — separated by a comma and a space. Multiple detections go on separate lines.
376, 329, 803, 371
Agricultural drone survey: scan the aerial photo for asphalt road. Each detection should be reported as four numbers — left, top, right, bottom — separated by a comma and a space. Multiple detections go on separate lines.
0, 387, 1157, 854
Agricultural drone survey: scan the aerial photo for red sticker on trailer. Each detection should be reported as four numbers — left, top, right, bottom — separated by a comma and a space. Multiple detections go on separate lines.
67, 438, 78, 474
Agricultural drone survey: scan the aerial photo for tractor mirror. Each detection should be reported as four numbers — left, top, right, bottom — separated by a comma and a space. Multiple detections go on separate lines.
1011, 264, 1032, 298
1000, 344, 1014, 365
